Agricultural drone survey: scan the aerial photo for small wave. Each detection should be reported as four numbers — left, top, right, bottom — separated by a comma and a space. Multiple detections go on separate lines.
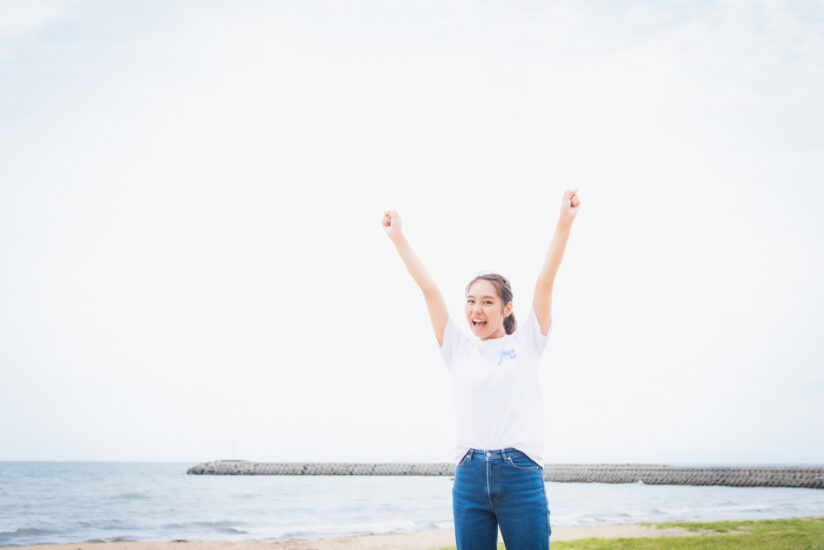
76, 520, 134, 530
700, 504, 771, 515
0, 528, 53, 539
218, 528, 248, 535
85, 536, 139, 543
161, 520, 249, 535
278, 519, 419, 540
113, 491, 152, 500
0, 527, 59, 547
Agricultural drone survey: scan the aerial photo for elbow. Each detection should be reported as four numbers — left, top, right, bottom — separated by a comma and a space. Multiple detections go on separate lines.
421, 285, 440, 300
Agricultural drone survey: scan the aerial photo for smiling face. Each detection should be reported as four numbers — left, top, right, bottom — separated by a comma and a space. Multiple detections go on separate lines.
465, 279, 513, 341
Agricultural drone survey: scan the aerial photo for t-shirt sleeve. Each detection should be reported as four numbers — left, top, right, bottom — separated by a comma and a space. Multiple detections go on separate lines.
439, 315, 469, 369
523, 303, 552, 355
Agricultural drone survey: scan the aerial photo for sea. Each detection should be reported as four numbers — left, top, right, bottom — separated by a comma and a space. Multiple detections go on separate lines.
1, 462, 823, 547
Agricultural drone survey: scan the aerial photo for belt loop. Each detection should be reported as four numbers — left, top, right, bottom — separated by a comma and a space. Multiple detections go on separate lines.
467, 449, 473, 462
501, 448, 510, 462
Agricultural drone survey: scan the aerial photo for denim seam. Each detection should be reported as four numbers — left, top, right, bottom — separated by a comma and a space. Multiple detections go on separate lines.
506, 458, 541, 471
544, 481, 551, 539
505, 452, 541, 471
485, 454, 494, 511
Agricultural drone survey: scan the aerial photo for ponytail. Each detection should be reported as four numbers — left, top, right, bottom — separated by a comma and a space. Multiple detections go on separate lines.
503, 311, 517, 335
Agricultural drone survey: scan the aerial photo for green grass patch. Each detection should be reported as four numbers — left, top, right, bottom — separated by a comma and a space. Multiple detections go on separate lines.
639, 519, 755, 533
438, 517, 824, 550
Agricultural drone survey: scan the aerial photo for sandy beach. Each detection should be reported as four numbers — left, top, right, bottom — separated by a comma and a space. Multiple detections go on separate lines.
1, 521, 780, 550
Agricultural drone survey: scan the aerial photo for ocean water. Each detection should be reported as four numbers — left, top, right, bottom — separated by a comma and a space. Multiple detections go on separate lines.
1, 462, 823, 546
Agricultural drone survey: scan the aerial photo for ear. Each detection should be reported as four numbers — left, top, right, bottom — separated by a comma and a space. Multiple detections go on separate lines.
504, 301, 513, 317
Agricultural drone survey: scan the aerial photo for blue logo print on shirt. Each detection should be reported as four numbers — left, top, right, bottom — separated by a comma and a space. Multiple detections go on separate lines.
497, 348, 517, 365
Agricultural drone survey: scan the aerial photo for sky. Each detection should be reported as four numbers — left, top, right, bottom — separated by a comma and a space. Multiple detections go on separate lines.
0, 0, 822, 465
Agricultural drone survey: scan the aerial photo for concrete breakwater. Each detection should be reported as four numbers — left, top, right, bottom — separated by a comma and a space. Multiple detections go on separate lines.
186, 461, 824, 489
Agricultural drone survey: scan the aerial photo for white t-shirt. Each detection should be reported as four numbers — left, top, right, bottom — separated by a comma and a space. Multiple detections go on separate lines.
439, 305, 551, 467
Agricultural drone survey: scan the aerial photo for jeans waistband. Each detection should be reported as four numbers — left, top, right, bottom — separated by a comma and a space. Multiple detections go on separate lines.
466, 447, 522, 459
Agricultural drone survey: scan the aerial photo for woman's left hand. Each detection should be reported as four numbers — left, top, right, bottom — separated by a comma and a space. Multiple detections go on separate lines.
560, 188, 581, 221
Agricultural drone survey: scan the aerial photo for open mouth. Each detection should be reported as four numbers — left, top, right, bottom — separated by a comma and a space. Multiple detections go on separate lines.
472, 319, 487, 330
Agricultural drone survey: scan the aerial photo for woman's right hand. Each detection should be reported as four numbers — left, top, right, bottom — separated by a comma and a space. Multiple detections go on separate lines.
382, 209, 403, 240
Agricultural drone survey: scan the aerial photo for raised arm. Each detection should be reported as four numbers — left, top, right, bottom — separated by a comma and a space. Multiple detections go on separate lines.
382, 209, 449, 346
533, 189, 581, 336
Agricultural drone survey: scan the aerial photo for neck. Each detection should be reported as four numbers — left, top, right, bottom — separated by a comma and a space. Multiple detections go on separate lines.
480, 327, 506, 341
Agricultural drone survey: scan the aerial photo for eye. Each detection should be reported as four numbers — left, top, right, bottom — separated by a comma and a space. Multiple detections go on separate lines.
484, 301, 493, 305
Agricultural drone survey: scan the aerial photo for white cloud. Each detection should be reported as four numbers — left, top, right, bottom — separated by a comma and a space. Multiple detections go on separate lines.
0, 0, 76, 41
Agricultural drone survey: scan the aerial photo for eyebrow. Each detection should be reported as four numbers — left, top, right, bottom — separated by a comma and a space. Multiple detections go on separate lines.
466, 295, 497, 300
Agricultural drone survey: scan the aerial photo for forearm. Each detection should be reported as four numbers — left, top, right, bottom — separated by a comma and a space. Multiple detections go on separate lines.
537, 218, 574, 287
390, 234, 438, 295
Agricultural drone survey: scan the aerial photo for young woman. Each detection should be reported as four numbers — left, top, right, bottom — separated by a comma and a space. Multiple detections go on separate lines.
381, 189, 580, 550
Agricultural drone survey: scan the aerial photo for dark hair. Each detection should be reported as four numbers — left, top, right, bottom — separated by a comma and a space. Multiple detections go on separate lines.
465, 272, 517, 335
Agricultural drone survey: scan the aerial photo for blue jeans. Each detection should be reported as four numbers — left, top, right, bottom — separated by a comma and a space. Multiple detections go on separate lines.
452, 448, 551, 550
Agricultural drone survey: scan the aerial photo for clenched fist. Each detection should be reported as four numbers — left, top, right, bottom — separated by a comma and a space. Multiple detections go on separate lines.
561, 189, 581, 222
382, 209, 403, 240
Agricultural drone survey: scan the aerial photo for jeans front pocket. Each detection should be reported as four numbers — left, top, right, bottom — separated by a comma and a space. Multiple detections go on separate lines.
505, 451, 541, 471
457, 449, 472, 467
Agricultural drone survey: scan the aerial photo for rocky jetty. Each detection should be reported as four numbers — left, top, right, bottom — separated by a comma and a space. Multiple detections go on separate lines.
186, 461, 824, 488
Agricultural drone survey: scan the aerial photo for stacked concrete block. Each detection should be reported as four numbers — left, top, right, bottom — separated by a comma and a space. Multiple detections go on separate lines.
186, 461, 824, 488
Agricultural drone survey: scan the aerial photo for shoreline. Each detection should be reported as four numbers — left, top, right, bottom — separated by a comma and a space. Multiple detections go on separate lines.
5, 517, 823, 550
